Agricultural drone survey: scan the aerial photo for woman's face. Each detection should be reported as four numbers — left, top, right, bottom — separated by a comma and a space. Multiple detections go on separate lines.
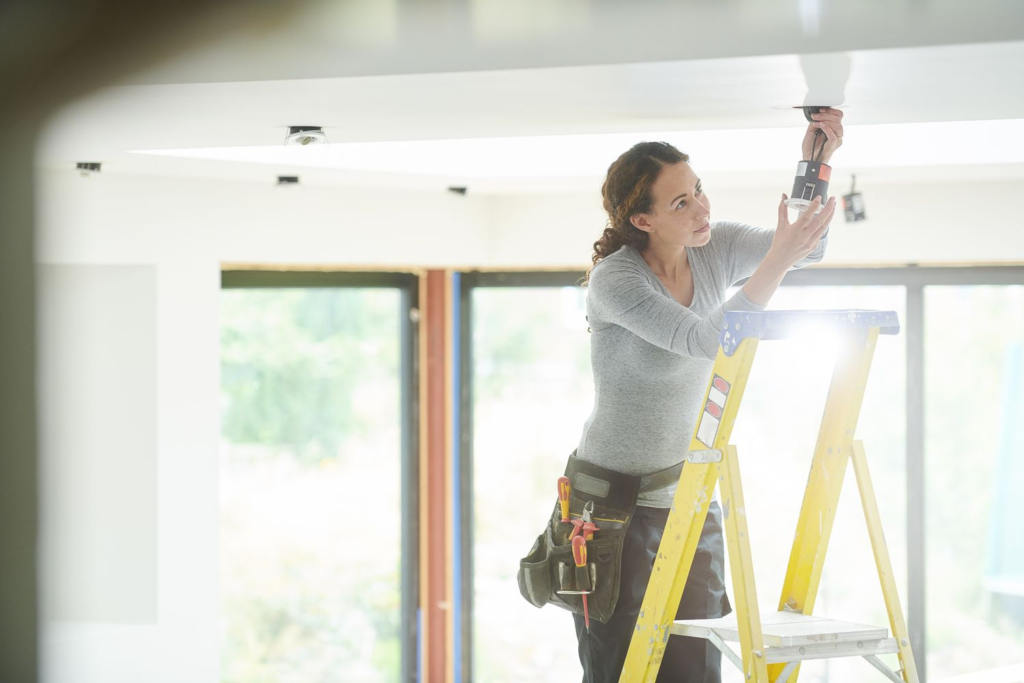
631, 161, 711, 248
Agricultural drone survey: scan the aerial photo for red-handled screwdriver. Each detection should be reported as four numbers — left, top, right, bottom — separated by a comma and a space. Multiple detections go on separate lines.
572, 535, 590, 631
557, 476, 571, 523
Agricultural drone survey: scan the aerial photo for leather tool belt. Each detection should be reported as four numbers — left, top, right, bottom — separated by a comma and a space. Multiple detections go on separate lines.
517, 450, 683, 624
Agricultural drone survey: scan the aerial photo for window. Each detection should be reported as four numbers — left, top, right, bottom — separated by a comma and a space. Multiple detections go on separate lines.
461, 268, 1024, 682
220, 273, 417, 683
924, 285, 1024, 677
728, 285, 907, 683
468, 280, 591, 682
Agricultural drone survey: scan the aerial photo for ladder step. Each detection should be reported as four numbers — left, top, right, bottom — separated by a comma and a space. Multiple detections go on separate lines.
672, 612, 898, 665
671, 610, 889, 648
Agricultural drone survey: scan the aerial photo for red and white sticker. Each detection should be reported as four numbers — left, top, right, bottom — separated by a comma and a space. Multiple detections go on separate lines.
696, 375, 730, 447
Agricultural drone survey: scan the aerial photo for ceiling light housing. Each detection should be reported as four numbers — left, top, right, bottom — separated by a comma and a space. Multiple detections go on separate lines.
785, 105, 834, 214
76, 162, 101, 176
284, 126, 328, 146
277, 175, 299, 186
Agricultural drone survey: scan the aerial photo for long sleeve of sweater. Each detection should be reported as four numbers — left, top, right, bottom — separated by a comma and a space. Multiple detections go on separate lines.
716, 220, 829, 285
586, 252, 765, 361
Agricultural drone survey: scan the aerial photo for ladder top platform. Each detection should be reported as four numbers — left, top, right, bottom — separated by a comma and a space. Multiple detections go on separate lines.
672, 610, 889, 648
720, 309, 900, 355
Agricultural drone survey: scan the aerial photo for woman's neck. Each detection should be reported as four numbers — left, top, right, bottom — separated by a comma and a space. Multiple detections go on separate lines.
640, 240, 688, 283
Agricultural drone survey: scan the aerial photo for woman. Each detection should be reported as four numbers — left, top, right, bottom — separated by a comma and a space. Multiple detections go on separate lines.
573, 109, 844, 681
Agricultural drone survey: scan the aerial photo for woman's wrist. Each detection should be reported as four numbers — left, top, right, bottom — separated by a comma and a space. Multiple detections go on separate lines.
742, 254, 789, 306
758, 248, 791, 280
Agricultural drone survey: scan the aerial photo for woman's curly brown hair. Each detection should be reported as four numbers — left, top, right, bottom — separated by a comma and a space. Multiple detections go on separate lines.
582, 141, 689, 286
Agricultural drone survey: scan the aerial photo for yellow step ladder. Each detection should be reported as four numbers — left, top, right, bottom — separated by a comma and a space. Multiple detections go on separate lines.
620, 309, 920, 683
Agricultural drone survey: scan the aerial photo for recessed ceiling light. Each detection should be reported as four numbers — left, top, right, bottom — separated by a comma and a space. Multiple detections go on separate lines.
284, 126, 328, 146
277, 175, 299, 185
76, 162, 101, 176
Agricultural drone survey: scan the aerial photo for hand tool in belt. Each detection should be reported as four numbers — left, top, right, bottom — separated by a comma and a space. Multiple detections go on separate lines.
571, 535, 591, 632
557, 476, 571, 523
569, 499, 600, 541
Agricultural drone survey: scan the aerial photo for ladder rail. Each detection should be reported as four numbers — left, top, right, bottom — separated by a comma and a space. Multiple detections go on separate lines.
720, 444, 769, 681
768, 326, 880, 682
619, 311, 919, 683
852, 440, 920, 683
620, 337, 761, 681
619, 461, 720, 681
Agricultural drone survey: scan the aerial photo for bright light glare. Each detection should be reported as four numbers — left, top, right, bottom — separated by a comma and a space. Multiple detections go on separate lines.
787, 322, 843, 369
791, 321, 845, 343
134, 119, 1024, 179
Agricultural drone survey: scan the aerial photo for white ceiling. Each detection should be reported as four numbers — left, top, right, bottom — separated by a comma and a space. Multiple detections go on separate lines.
35, 1, 1024, 193
124, 0, 1024, 84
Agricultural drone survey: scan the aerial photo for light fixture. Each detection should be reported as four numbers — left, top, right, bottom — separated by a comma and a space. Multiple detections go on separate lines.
785, 106, 833, 214
284, 126, 328, 146
277, 175, 299, 186
76, 162, 101, 176
843, 174, 866, 222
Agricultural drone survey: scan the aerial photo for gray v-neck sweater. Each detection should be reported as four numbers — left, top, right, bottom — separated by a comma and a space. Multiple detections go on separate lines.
576, 220, 828, 508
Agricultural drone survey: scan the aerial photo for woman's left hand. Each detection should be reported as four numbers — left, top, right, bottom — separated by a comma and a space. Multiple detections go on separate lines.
801, 107, 844, 164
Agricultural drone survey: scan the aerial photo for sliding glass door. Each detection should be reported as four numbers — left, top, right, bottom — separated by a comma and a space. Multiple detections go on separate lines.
219, 272, 417, 683
467, 280, 592, 682
454, 267, 1024, 682
924, 285, 1024, 677
728, 284, 908, 683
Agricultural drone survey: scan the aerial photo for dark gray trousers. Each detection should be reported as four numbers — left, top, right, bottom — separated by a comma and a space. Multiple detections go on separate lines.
574, 502, 731, 683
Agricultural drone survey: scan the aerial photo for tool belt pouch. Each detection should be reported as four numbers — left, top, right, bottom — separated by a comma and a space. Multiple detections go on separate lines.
517, 454, 640, 625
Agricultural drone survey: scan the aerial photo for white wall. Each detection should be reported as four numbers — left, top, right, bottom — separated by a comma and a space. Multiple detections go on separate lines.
485, 174, 1024, 268
34, 170, 493, 683
34, 165, 1024, 682
36, 165, 1024, 271
38, 265, 158, 629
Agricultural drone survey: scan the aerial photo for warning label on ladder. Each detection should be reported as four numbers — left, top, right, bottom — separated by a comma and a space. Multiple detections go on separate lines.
696, 375, 730, 447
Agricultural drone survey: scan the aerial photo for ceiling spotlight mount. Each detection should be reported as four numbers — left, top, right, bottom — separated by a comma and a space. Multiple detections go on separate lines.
277, 175, 299, 186
284, 126, 328, 146
801, 105, 827, 123
76, 162, 101, 176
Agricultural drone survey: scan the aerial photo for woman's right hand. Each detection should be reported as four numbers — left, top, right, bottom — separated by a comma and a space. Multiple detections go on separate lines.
741, 194, 837, 307
769, 194, 836, 268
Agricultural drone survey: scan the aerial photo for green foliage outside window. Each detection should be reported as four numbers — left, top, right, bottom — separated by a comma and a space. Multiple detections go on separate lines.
220, 288, 399, 463
220, 286, 403, 683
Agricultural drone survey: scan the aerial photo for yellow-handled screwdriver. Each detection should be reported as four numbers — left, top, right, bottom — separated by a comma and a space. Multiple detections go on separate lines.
557, 476, 571, 523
